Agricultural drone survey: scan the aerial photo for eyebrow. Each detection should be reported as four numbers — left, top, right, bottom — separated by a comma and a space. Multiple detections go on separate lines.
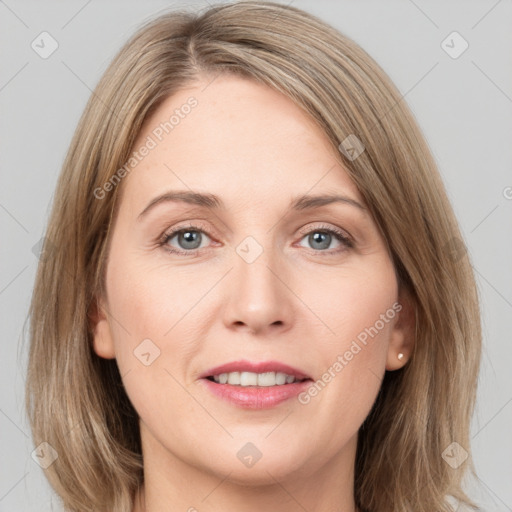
137, 190, 366, 220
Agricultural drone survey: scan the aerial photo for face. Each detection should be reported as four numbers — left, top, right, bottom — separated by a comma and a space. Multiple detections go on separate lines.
92, 74, 412, 486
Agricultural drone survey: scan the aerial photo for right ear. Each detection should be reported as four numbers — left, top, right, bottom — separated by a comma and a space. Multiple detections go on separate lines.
88, 296, 116, 359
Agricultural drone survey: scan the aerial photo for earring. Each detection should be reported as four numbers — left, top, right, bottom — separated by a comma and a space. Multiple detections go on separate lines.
397, 352, 404, 361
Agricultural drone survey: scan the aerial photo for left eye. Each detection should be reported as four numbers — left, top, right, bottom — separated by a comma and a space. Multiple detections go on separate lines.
297, 228, 349, 252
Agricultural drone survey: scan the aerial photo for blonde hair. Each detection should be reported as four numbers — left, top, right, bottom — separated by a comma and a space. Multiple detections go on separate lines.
25, 2, 482, 511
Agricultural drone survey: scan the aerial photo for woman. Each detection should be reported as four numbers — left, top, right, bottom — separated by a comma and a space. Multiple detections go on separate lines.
25, 1, 482, 511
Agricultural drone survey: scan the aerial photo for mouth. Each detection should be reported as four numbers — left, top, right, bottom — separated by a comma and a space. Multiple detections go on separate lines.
199, 360, 313, 409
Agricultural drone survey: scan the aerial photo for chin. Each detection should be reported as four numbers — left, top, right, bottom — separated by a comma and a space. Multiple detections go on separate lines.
198, 444, 312, 486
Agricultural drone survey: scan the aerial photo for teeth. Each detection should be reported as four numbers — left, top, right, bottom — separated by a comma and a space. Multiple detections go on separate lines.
275, 372, 286, 385
211, 371, 302, 386
227, 372, 240, 385
257, 372, 275, 386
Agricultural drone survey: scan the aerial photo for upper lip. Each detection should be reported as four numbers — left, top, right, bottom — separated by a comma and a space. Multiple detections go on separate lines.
200, 360, 311, 380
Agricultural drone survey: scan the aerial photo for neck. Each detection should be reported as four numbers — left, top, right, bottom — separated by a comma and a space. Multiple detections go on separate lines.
133, 484, 360, 512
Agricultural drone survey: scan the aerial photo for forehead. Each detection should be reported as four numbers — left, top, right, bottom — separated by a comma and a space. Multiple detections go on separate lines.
122, 75, 363, 213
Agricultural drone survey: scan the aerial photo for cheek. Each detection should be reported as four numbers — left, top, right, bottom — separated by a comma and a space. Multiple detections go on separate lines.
298, 260, 398, 422
301, 258, 398, 353
103, 256, 202, 430
103, 246, 218, 391
334, 280, 397, 362
106, 236, 197, 332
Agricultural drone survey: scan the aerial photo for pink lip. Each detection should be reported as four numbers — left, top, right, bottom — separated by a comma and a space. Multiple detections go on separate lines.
200, 378, 312, 409
198, 359, 312, 410
199, 359, 311, 380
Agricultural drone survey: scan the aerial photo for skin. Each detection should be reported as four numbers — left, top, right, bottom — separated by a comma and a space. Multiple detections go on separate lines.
91, 74, 414, 512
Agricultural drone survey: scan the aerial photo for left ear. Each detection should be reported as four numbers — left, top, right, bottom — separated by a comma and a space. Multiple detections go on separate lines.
385, 286, 416, 371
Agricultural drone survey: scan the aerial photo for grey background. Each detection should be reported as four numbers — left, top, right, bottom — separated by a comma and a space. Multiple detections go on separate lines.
1, 0, 511, 510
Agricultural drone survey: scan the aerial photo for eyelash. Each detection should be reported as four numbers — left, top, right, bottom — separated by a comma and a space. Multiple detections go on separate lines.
157, 222, 354, 257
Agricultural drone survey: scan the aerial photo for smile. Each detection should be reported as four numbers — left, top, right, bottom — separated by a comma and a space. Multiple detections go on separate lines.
208, 371, 307, 386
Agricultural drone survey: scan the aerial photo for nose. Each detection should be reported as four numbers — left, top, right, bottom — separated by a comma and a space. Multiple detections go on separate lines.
222, 243, 294, 337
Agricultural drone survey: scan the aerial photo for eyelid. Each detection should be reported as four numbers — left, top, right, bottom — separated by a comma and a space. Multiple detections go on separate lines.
158, 220, 214, 244
296, 222, 352, 243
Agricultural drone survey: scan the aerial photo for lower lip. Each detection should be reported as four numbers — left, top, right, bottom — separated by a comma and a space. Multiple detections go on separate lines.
200, 378, 312, 409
